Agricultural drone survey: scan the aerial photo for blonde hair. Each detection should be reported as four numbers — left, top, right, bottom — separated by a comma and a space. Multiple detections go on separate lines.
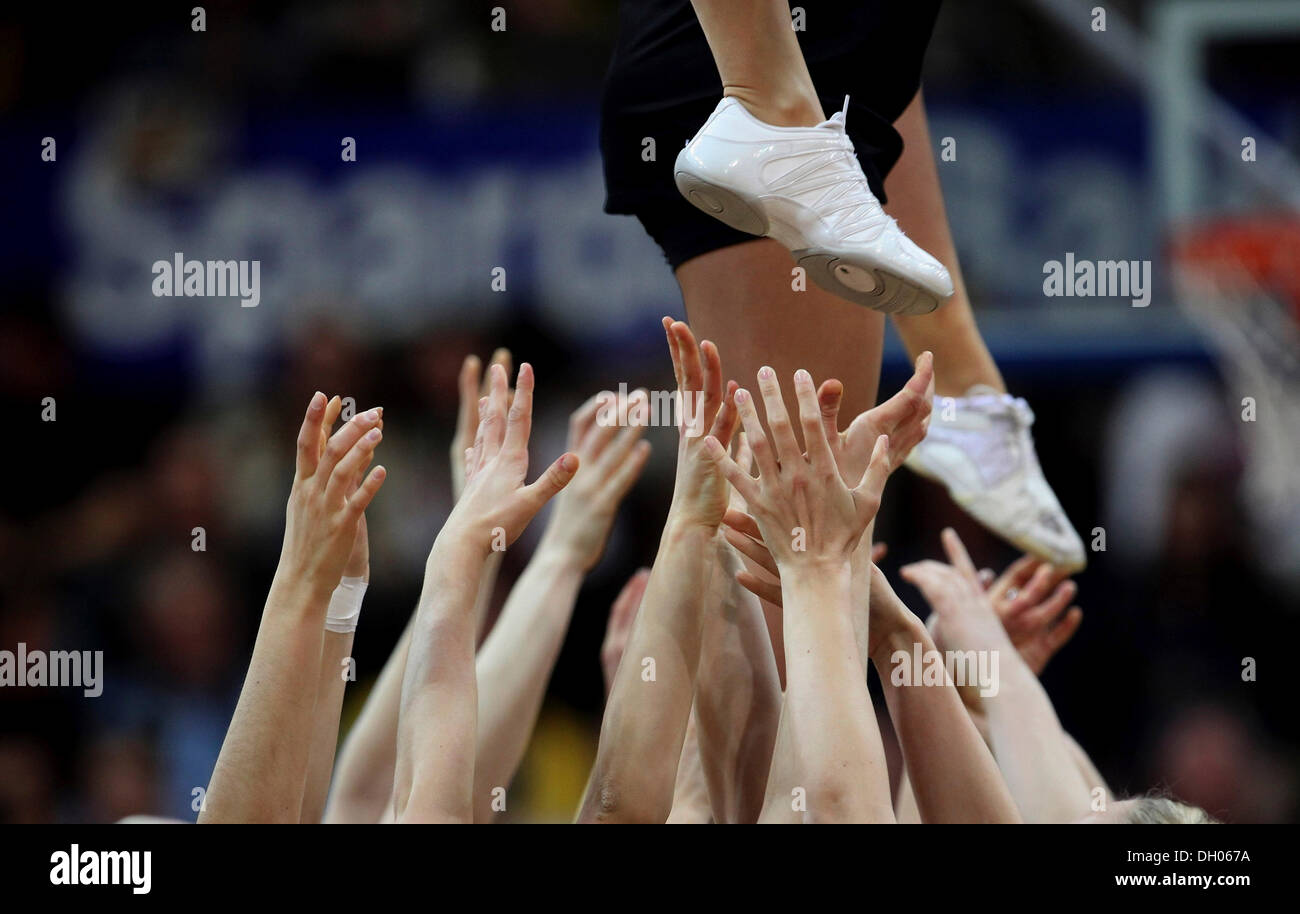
1125, 795, 1219, 824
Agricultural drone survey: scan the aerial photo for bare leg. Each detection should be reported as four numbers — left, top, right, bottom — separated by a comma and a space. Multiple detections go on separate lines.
676, 239, 884, 439
689, 0, 826, 127
885, 90, 1005, 397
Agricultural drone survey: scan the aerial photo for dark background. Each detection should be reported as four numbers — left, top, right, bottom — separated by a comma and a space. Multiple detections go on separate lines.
1, 0, 1297, 822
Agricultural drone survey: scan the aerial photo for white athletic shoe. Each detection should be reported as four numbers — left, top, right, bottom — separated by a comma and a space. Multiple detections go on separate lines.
906, 387, 1087, 571
674, 96, 954, 314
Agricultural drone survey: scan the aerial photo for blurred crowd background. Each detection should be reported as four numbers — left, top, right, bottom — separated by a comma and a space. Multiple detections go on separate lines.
1, 0, 1298, 823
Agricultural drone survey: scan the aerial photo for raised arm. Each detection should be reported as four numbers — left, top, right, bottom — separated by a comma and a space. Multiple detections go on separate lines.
301, 397, 378, 823
709, 368, 894, 823
201, 394, 386, 823
691, 434, 783, 823
391, 363, 577, 823
867, 564, 1020, 823
451, 350, 514, 640
471, 390, 650, 821
902, 529, 1092, 822
576, 319, 739, 823
326, 350, 510, 824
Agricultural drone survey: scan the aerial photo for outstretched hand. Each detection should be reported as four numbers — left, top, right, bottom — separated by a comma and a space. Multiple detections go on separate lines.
663, 318, 740, 531
540, 389, 652, 571
281, 392, 387, 597
901, 528, 1015, 656
704, 366, 889, 573
446, 362, 578, 552
983, 554, 1081, 674
816, 351, 933, 483
451, 348, 513, 501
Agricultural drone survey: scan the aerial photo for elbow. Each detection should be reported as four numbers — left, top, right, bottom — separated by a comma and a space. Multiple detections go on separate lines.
577, 773, 661, 824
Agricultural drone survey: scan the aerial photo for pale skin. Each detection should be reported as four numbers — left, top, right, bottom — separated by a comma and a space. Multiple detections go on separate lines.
674, 23, 1006, 425
327, 353, 506, 824
452, 350, 514, 641
866, 566, 1021, 823
696, 353, 931, 820
705, 366, 894, 824
665, 713, 713, 824
692, 439, 782, 824
901, 529, 1095, 823
596, 567, 713, 824
885, 91, 1005, 397
576, 319, 740, 823
890, 545, 1089, 822
723, 354, 935, 682
470, 390, 650, 821
703, 359, 933, 821
689, 0, 826, 128
300, 395, 376, 824
391, 363, 578, 823
723, 385, 1018, 823
199, 393, 386, 823
326, 359, 646, 824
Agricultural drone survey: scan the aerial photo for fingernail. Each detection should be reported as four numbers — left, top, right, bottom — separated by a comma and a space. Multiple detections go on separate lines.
735, 389, 750, 404
363, 408, 380, 422
758, 366, 774, 380
366, 428, 382, 442
309, 391, 325, 411
561, 454, 577, 471
794, 369, 810, 383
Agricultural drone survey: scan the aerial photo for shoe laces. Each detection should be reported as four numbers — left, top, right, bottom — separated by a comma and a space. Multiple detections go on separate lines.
785, 97, 891, 235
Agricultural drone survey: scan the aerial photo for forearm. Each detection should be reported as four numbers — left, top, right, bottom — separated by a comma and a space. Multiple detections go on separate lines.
871, 621, 1020, 823
1065, 730, 1111, 802
665, 711, 713, 824
324, 618, 411, 823
894, 769, 923, 824
982, 655, 1094, 822
773, 566, 892, 823
473, 551, 504, 643
577, 519, 714, 823
472, 545, 584, 821
301, 630, 354, 823
201, 574, 328, 823
848, 521, 874, 677
393, 537, 487, 823
694, 539, 782, 823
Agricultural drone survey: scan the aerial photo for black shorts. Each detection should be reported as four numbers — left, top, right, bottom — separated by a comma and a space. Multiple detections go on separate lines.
600, 0, 942, 269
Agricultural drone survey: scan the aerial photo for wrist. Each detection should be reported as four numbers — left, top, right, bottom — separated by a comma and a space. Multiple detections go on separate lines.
661, 514, 718, 549
431, 518, 496, 564
528, 539, 589, 578
533, 528, 592, 574
782, 558, 854, 591
870, 613, 928, 668
265, 569, 330, 620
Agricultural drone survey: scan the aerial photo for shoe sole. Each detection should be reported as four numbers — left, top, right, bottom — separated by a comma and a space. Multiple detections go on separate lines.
674, 168, 942, 316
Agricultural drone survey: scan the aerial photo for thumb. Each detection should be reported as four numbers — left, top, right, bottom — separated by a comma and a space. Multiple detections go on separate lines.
523, 452, 580, 507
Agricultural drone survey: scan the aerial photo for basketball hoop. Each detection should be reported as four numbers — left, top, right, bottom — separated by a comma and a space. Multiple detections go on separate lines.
1168, 213, 1300, 585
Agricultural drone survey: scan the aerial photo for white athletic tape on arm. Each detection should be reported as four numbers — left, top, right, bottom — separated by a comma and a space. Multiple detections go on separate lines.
324, 576, 368, 634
